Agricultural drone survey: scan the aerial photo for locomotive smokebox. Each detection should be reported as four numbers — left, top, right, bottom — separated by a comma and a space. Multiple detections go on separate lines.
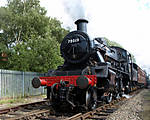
75, 19, 88, 33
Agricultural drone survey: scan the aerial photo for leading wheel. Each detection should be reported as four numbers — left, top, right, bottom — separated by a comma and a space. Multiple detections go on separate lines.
105, 93, 113, 103
86, 87, 97, 110
114, 91, 120, 100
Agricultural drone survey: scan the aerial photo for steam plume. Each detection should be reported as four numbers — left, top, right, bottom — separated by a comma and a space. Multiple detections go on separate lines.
62, 0, 85, 21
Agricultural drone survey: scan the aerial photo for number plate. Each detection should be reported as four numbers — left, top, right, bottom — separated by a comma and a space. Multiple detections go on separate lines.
68, 38, 80, 43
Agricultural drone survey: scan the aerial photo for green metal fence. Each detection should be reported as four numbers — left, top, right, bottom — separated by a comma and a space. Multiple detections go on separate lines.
0, 69, 46, 99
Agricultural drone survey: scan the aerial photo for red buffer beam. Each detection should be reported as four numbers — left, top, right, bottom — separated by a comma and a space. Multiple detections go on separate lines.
32, 75, 97, 89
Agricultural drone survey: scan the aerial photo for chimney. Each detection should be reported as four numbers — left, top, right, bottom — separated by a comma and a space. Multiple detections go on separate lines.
75, 19, 88, 33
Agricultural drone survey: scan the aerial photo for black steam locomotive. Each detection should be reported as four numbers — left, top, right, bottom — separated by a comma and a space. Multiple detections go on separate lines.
32, 19, 146, 110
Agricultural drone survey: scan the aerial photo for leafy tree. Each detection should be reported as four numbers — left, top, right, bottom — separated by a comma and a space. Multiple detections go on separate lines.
0, 0, 68, 72
49, 18, 69, 43
8, 35, 63, 72
131, 54, 136, 63
104, 37, 123, 48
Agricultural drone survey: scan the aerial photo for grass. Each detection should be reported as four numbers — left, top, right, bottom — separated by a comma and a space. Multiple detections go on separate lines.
0, 94, 46, 106
0, 98, 25, 104
0, 96, 32, 105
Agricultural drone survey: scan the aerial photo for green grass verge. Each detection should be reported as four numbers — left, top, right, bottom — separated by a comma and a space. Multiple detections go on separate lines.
0, 98, 25, 104
0, 95, 46, 105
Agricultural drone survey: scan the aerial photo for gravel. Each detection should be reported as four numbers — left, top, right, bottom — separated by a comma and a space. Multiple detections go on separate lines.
107, 90, 145, 120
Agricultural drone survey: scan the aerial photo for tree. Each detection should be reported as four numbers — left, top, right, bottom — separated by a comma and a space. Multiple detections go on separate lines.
0, 0, 68, 72
104, 37, 136, 63
104, 37, 123, 48
49, 18, 69, 43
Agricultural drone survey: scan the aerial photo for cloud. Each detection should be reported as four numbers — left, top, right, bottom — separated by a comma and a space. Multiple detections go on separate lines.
137, 0, 150, 9
0, 0, 7, 6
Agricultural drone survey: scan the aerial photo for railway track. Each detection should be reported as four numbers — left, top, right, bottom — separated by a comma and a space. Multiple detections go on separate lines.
0, 100, 53, 120
65, 89, 142, 120
0, 89, 142, 120
65, 98, 124, 120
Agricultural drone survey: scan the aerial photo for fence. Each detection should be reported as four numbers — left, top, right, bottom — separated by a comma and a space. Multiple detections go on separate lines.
0, 69, 46, 99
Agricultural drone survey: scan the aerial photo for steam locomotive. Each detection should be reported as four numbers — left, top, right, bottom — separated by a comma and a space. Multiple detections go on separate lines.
32, 19, 146, 110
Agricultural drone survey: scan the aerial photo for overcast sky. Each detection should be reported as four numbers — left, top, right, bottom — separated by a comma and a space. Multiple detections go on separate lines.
1, 0, 150, 73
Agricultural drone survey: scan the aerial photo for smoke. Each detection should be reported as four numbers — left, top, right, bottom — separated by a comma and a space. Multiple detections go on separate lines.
62, 0, 86, 21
